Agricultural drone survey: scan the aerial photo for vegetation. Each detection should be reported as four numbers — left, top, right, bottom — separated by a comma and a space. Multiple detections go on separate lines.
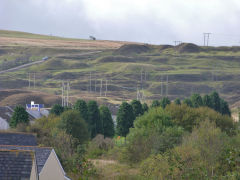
99, 106, 115, 138
10, 106, 29, 128
88, 100, 102, 138
10, 91, 239, 179
116, 102, 135, 138
50, 104, 64, 116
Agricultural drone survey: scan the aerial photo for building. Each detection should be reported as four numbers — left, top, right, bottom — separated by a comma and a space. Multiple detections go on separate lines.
0, 132, 69, 180
0, 149, 38, 180
26, 101, 44, 112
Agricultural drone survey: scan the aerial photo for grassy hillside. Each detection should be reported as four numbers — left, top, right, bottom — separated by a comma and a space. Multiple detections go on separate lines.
1, 30, 240, 113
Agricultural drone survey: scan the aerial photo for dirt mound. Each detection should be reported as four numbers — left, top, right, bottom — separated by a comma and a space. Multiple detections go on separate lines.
158, 45, 173, 51
176, 43, 200, 53
98, 56, 136, 63
114, 44, 151, 55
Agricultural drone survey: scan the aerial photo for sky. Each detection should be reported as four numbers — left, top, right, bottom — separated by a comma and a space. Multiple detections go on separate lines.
1, 0, 240, 46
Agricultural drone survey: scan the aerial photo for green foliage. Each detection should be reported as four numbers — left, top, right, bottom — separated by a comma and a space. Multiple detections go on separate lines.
116, 102, 135, 137
50, 104, 64, 116
100, 106, 115, 138
87, 101, 102, 138
10, 106, 29, 128
165, 104, 235, 134
220, 99, 231, 116
131, 99, 143, 118
124, 107, 183, 163
142, 103, 149, 112
174, 98, 181, 105
58, 110, 89, 144
28, 114, 96, 178
203, 94, 212, 107
73, 99, 88, 122
160, 97, 171, 109
87, 134, 114, 158
190, 93, 203, 107
210, 91, 221, 112
183, 98, 193, 107
140, 120, 230, 179
151, 100, 160, 108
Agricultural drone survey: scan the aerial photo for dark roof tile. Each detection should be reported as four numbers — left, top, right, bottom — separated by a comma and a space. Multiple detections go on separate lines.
0, 150, 34, 179
0, 145, 52, 174
0, 132, 37, 146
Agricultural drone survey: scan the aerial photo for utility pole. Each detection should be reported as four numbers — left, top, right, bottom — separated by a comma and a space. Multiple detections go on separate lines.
166, 75, 169, 97
161, 75, 163, 97
174, 41, 182, 46
203, 33, 211, 46
95, 79, 96, 92
28, 73, 31, 88
141, 68, 143, 90
33, 73, 35, 89
105, 79, 108, 97
62, 81, 64, 106
90, 72, 92, 93
66, 82, 70, 107
100, 79, 102, 97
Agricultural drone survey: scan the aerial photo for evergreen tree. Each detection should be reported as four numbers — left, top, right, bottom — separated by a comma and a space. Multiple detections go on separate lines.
183, 98, 193, 107
142, 103, 149, 113
74, 99, 88, 122
131, 99, 143, 119
100, 106, 115, 138
210, 91, 221, 112
58, 110, 89, 143
203, 94, 212, 108
10, 106, 29, 128
191, 93, 203, 108
160, 97, 171, 109
174, 98, 181, 105
151, 100, 160, 108
220, 99, 231, 116
116, 102, 135, 137
87, 101, 102, 138
50, 104, 64, 116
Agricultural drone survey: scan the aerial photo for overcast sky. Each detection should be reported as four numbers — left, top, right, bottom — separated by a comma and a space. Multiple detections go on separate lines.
1, 0, 240, 46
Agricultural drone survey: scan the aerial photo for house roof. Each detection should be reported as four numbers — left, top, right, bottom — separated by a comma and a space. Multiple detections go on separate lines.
0, 145, 52, 174
0, 149, 34, 179
0, 132, 37, 146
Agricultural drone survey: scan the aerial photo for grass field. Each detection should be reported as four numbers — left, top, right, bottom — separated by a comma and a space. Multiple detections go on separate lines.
1, 30, 240, 113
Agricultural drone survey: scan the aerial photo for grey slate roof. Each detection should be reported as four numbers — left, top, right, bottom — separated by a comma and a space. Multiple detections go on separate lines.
0, 132, 37, 146
0, 145, 52, 174
0, 149, 34, 179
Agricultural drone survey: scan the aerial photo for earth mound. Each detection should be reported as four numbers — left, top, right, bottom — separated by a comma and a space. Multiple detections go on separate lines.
114, 44, 151, 55
98, 56, 135, 63
158, 45, 173, 51
176, 43, 200, 53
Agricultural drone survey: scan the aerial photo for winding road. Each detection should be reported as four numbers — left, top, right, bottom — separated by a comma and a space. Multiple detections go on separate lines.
0, 51, 102, 74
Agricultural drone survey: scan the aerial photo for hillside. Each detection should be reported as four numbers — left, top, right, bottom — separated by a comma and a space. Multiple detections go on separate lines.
1, 30, 240, 112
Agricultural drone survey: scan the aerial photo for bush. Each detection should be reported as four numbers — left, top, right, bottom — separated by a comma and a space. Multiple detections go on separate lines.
10, 106, 29, 128
123, 107, 183, 163
87, 134, 114, 158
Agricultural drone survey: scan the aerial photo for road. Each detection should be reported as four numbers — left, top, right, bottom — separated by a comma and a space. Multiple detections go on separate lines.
0, 51, 102, 74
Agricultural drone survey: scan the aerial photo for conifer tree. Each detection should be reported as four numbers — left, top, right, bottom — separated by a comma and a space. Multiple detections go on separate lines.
116, 102, 135, 138
131, 99, 143, 119
74, 99, 88, 122
10, 106, 29, 128
87, 100, 102, 138
100, 106, 115, 138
